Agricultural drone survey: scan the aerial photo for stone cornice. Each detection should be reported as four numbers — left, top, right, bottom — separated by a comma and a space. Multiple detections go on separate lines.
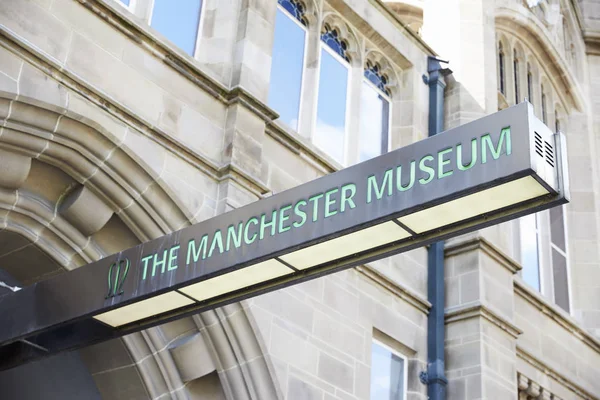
445, 301, 523, 339
444, 233, 522, 274
514, 279, 600, 355
583, 31, 600, 55
355, 265, 431, 314
517, 346, 599, 400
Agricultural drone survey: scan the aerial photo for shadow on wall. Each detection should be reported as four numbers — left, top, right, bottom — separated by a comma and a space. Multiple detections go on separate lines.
0, 351, 101, 400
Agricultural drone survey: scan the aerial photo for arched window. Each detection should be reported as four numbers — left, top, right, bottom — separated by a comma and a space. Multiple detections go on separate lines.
514, 49, 520, 104
527, 64, 533, 105
360, 60, 391, 162
268, 0, 308, 131
499, 43, 505, 95
150, 0, 203, 55
541, 88, 547, 124
314, 23, 351, 164
320, 24, 350, 62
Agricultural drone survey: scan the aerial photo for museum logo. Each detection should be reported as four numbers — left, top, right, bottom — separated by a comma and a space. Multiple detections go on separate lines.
106, 259, 130, 299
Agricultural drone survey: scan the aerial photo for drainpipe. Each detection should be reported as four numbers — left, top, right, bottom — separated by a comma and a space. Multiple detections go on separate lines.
422, 56, 451, 400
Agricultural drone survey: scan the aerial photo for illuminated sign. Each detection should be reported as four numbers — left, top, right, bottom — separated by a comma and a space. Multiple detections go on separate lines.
0, 102, 568, 370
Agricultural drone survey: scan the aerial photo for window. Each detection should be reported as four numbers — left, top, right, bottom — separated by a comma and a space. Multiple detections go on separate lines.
499, 43, 505, 95
314, 24, 350, 164
527, 64, 533, 105
118, 0, 131, 6
268, 0, 308, 131
550, 206, 570, 312
360, 61, 390, 162
555, 110, 561, 132
520, 214, 541, 291
150, 0, 203, 55
370, 341, 406, 400
514, 50, 520, 104
541, 88, 547, 124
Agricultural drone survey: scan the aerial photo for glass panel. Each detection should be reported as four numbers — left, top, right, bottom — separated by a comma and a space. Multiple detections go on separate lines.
268, 9, 306, 131
552, 248, 570, 312
550, 206, 566, 252
151, 0, 202, 55
315, 49, 348, 164
120, 0, 131, 6
514, 58, 519, 103
360, 82, 389, 162
520, 214, 540, 291
370, 342, 404, 400
278, 0, 307, 25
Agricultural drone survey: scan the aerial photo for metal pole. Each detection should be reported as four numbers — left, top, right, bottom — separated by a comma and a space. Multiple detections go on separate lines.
425, 56, 450, 400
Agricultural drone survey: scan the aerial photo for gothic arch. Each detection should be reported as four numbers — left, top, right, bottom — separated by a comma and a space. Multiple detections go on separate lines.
0, 85, 281, 399
321, 11, 361, 66
495, 10, 585, 113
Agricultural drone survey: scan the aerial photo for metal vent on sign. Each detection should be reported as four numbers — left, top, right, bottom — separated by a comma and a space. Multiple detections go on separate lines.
534, 132, 544, 158
544, 140, 554, 167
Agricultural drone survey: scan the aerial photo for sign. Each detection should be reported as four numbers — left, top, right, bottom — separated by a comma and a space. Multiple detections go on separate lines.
0, 102, 568, 370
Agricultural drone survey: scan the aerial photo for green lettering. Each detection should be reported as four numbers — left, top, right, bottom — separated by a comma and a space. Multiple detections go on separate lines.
167, 245, 179, 271
419, 155, 435, 184
187, 235, 208, 265
279, 205, 292, 233
309, 193, 324, 222
340, 184, 356, 212
226, 223, 243, 251
260, 211, 277, 240
397, 161, 415, 191
152, 250, 167, 277
457, 138, 477, 171
438, 147, 453, 179
324, 188, 338, 218
208, 230, 224, 257
141, 254, 153, 280
293, 200, 307, 228
244, 217, 258, 244
482, 127, 511, 164
367, 169, 393, 203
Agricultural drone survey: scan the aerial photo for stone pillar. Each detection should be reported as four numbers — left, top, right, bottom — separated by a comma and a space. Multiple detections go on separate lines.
444, 233, 522, 400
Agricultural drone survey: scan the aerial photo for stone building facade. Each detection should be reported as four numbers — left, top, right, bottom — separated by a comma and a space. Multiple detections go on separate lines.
0, 0, 598, 399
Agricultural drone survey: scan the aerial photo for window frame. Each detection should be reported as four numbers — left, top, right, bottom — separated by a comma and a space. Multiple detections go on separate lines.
114, 0, 136, 12
312, 41, 353, 165
147, 0, 206, 57
359, 76, 392, 160
269, 3, 310, 133
370, 339, 408, 400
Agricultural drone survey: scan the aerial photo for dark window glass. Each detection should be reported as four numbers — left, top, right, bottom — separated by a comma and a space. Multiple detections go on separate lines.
268, 8, 306, 131
370, 342, 405, 400
550, 206, 566, 253
321, 25, 349, 62
552, 249, 570, 313
150, 0, 202, 55
360, 82, 389, 162
514, 52, 520, 103
315, 48, 348, 163
499, 44, 505, 94
542, 91, 547, 124
555, 111, 561, 132
527, 67, 533, 104
520, 213, 540, 291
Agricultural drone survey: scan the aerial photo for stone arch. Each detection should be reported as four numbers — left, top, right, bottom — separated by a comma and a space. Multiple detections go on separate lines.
0, 88, 281, 399
364, 49, 400, 97
321, 11, 361, 66
495, 11, 584, 113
